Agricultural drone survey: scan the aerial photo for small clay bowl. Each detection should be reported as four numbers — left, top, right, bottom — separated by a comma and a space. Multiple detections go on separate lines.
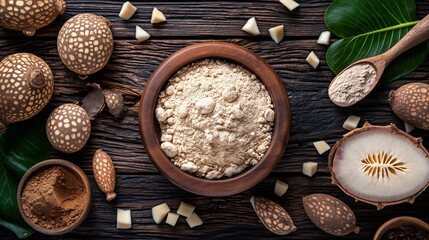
139, 42, 291, 196
373, 216, 429, 240
17, 159, 91, 235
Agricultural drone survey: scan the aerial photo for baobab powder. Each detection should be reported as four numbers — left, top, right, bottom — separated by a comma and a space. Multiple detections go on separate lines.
21, 166, 87, 230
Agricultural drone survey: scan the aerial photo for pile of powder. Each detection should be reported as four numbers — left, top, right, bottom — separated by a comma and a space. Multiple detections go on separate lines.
156, 59, 274, 179
21, 166, 87, 229
328, 63, 376, 107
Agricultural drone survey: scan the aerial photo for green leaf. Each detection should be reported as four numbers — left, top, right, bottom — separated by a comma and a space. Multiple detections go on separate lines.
325, 0, 429, 84
0, 115, 50, 238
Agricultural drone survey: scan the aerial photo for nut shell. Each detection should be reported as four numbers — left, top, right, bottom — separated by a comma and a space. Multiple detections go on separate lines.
92, 149, 116, 201
250, 196, 297, 235
0, 0, 66, 36
303, 194, 359, 236
0, 53, 54, 131
46, 103, 91, 153
57, 13, 113, 77
389, 82, 429, 130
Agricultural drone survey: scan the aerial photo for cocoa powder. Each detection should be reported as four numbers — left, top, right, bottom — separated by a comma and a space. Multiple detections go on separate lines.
21, 166, 87, 229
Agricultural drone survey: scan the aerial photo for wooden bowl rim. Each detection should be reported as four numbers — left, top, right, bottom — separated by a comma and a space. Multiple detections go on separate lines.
138, 42, 291, 196
17, 159, 92, 235
373, 216, 429, 240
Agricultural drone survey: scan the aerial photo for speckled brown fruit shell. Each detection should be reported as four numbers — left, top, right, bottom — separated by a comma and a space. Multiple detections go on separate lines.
250, 196, 297, 235
0, 53, 54, 132
328, 122, 429, 209
93, 149, 116, 201
303, 194, 360, 236
57, 13, 113, 78
0, 0, 66, 36
389, 82, 429, 130
46, 103, 91, 154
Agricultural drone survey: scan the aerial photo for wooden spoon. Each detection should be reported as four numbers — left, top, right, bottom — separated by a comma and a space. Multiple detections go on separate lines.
329, 13, 429, 107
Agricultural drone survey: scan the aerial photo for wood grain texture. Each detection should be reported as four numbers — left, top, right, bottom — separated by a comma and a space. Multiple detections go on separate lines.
1, 0, 429, 239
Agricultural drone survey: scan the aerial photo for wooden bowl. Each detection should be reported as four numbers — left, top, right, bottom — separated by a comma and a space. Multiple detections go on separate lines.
139, 42, 291, 196
373, 216, 429, 240
17, 159, 91, 235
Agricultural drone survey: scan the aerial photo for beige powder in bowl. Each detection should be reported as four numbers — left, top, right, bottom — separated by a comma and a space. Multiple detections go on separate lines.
156, 59, 274, 179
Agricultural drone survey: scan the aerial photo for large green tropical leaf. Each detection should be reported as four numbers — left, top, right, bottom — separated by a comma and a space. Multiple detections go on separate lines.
0, 115, 50, 238
325, 0, 429, 84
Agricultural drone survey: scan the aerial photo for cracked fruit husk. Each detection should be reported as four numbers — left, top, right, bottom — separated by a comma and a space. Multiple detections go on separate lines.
328, 122, 429, 209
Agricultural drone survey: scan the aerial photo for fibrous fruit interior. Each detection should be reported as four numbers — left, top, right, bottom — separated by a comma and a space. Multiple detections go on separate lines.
331, 127, 429, 203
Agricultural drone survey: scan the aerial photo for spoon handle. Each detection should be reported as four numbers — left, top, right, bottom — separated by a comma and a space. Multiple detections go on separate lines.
384, 13, 429, 64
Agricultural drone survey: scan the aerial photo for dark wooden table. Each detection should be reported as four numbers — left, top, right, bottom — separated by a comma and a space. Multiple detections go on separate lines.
1, 0, 429, 239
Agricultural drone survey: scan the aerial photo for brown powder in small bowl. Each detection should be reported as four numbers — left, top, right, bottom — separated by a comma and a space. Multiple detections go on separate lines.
21, 166, 87, 230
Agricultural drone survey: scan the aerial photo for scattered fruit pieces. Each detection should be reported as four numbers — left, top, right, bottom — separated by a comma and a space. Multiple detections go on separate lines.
119, 1, 137, 20
152, 203, 171, 224
81, 83, 105, 120
250, 196, 297, 235
343, 115, 361, 131
306, 51, 320, 69
93, 149, 117, 201
117, 209, 132, 229
151, 7, 166, 24
274, 179, 289, 197
186, 212, 203, 228
166, 212, 180, 227
177, 202, 195, 218
136, 26, 150, 42
404, 122, 415, 133
303, 162, 318, 177
280, 0, 300, 11
317, 31, 331, 45
269, 25, 284, 44
242, 17, 260, 36
303, 194, 359, 236
313, 140, 330, 154
46, 104, 91, 154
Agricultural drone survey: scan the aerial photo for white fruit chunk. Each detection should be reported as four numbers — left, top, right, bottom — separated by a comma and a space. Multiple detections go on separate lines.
242, 17, 260, 36
186, 212, 203, 228
274, 179, 289, 197
269, 25, 284, 44
303, 162, 318, 177
135, 26, 150, 42
280, 0, 300, 11
119, 1, 137, 20
117, 209, 132, 229
152, 203, 171, 224
166, 212, 180, 226
317, 31, 331, 45
306, 51, 320, 69
177, 202, 195, 217
343, 115, 361, 131
313, 140, 330, 155
404, 122, 415, 133
151, 7, 166, 24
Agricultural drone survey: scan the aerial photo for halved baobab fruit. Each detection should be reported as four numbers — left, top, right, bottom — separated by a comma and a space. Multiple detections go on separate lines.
329, 122, 429, 209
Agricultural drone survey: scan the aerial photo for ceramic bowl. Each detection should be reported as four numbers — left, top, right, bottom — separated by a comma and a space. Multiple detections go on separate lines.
17, 159, 91, 235
373, 216, 429, 240
139, 42, 291, 196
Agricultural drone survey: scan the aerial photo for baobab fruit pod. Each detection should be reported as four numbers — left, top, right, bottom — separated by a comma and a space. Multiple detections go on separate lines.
93, 149, 117, 201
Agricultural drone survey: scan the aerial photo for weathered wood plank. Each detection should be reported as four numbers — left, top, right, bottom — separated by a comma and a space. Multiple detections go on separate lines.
0, 0, 428, 38
2, 174, 428, 239
1, 39, 428, 175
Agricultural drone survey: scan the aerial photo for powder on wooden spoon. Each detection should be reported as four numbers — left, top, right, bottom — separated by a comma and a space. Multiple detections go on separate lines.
329, 63, 376, 107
